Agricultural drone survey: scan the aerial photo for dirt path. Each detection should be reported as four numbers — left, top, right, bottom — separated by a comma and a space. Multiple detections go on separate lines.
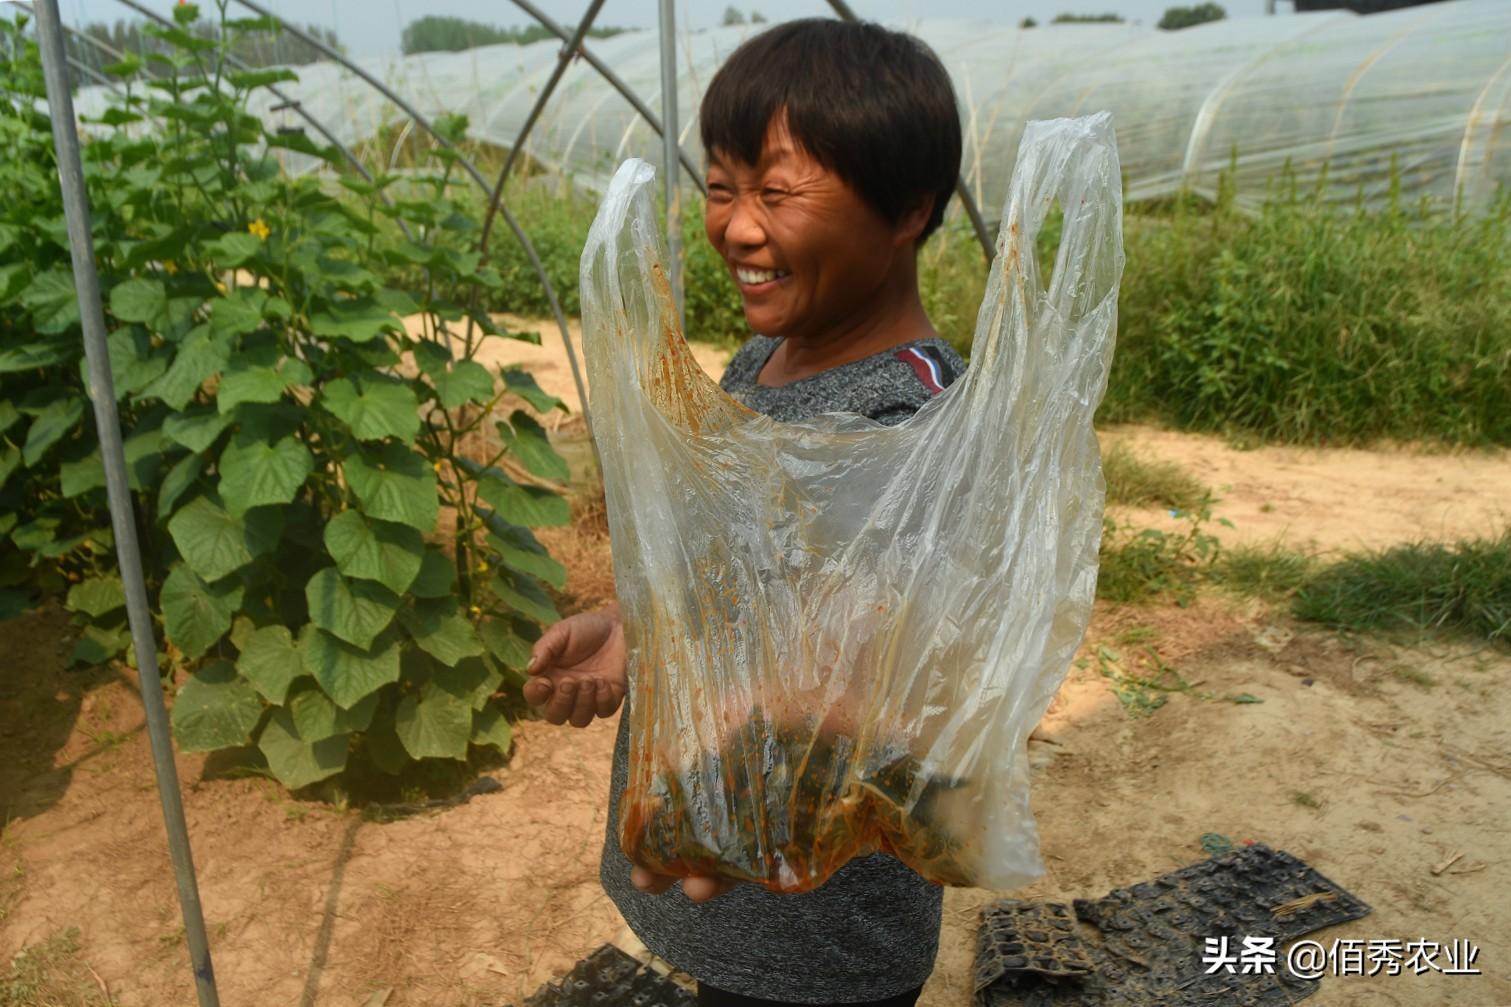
1102, 425, 1511, 555
2, 336, 1508, 1006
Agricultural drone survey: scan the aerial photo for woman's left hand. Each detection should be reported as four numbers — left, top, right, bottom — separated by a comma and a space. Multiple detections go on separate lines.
630, 865, 740, 903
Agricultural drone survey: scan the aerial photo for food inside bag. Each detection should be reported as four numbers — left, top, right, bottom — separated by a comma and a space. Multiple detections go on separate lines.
580, 114, 1124, 894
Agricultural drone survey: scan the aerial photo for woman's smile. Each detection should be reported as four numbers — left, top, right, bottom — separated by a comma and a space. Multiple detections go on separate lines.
733, 264, 792, 292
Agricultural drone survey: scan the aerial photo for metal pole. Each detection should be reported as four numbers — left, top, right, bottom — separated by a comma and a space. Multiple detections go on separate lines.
66, 52, 120, 91
505, 0, 707, 197
31, 3, 221, 1005
658, 0, 684, 322
480, 0, 608, 258
823, 0, 996, 265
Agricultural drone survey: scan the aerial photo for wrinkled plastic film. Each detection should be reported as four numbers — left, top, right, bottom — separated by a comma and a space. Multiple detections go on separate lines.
580, 114, 1124, 893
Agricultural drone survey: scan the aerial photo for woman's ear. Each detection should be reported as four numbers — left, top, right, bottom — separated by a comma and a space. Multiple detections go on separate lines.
893, 193, 936, 249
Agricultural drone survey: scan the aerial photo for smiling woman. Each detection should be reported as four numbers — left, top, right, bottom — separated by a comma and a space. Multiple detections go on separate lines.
699, 18, 963, 389
525, 17, 969, 1007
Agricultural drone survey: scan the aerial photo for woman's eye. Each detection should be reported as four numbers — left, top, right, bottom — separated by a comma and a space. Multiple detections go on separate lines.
761, 187, 788, 200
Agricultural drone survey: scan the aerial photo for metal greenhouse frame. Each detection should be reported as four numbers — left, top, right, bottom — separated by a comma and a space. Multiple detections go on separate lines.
26, 1, 999, 1001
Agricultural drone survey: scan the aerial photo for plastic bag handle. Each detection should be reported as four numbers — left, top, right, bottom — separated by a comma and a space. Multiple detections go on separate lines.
968, 113, 1124, 403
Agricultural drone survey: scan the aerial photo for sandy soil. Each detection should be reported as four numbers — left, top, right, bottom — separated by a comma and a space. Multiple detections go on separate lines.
1101, 425, 1511, 556
2, 334, 1509, 1006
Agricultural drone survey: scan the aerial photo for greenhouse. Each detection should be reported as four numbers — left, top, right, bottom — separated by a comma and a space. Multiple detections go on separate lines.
67, 0, 1511, 216
6, 1, 1511, 1005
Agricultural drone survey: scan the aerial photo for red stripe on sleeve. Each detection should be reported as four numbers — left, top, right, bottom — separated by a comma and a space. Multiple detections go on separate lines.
895, 348, 944, 395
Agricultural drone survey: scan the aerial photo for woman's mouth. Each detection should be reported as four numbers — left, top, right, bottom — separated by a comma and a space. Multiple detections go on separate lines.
735, 266, 790, 291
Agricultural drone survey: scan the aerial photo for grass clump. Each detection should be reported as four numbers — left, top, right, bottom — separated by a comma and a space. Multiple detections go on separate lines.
1212, 543, 1316, 601
1293, 532, 1511, 644
1105, 172, 1511, 447
1097, 498, 1224, 606
1101, 441, 1207, 510
0, 928, 113, 1007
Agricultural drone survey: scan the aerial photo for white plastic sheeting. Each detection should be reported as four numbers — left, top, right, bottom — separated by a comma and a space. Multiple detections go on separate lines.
72, 0, 1511, 214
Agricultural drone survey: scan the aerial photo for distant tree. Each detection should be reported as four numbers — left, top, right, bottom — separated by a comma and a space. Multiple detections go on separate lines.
401, 15, 627, 55
1020, 16, 1039, 27
1157, 3, 1228, 29
722, 6, 747, 26
750, 10, 769, 23
1051, 12, 1126, 23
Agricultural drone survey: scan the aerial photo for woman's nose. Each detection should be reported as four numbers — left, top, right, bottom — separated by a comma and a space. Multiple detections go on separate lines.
723, 196, 766, 250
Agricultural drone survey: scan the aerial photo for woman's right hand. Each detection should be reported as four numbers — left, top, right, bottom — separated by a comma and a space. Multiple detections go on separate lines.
523, 605, 627, 727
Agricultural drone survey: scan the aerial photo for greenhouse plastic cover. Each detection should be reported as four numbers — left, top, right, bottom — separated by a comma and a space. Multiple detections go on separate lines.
577, 113, 1123, 892
70, 0, 1511, 214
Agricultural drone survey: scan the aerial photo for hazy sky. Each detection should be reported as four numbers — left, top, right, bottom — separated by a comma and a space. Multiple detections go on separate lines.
57, 0, 1298, 58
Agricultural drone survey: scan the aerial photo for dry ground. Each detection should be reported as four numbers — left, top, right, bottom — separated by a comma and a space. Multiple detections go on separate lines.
2, 331, 1509, 1006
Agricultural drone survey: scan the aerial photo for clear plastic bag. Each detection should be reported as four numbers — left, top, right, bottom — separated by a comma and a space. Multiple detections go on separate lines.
579, 113, 1124, 893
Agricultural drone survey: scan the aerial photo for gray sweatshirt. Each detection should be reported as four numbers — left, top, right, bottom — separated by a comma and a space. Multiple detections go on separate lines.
600, 333, 967, 1003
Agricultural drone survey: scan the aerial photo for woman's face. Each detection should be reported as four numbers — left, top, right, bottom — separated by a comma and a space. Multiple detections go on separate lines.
704, 118, 920, 344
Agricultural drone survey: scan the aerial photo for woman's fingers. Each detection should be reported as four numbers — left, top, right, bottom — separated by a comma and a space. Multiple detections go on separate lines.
630, 866, 677, 895
521, 676, 552, 708
629, 867, 735, 902
595, 679, 622, 719
527, 674, 620, 728
541, 676, 580, 725
681, 876, 736, 903
568, 678, 599, 728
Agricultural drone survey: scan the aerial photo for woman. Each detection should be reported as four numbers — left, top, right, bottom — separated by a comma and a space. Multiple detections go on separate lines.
522, 18, 965, 1007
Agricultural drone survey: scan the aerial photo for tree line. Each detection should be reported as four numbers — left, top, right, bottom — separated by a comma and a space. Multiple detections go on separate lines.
64, 17, 342, 78
1019, 5, 1228, 29
401, 16, 629, 56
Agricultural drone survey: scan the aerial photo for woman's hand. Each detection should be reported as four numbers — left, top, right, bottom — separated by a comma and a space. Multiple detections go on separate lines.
523, 605, 627, 727
630, 865, 740, 903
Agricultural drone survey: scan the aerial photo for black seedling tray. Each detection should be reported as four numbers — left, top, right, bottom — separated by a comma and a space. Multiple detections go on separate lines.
976, 843, 1372, 1007
512, 944, 696, 1007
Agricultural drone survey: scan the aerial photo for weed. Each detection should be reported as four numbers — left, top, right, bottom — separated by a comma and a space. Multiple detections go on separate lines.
1112, 625, 1158, 646
1291, 791, 1322, 809
1101, 442, 1207, 510
1105, 166, 1511, 447
1293, 531, 1511, 643
1077, 645, 1209, 717
1097, 494, 1227, 606
0, 928, 114, 1007
1212, 543, 1316, 601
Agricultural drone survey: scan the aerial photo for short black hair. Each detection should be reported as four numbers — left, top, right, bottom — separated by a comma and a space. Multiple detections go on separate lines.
699, 18, 962, 245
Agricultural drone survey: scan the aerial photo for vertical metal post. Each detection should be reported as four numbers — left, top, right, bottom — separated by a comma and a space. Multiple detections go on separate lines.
31, 4, 221, 1005
658, 0, 684, 323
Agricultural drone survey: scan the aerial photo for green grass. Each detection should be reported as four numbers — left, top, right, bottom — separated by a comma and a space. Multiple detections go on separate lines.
1104, 173, 1511, 447
1211, 543, 1316, 602
1100, 441, 1207, 510
0, 928, 113, 1007
1097, 494, 1224, 606
1292, 532, 1511, 644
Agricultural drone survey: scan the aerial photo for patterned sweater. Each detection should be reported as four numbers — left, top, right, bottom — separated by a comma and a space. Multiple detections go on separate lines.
600, 333, 968, 1003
